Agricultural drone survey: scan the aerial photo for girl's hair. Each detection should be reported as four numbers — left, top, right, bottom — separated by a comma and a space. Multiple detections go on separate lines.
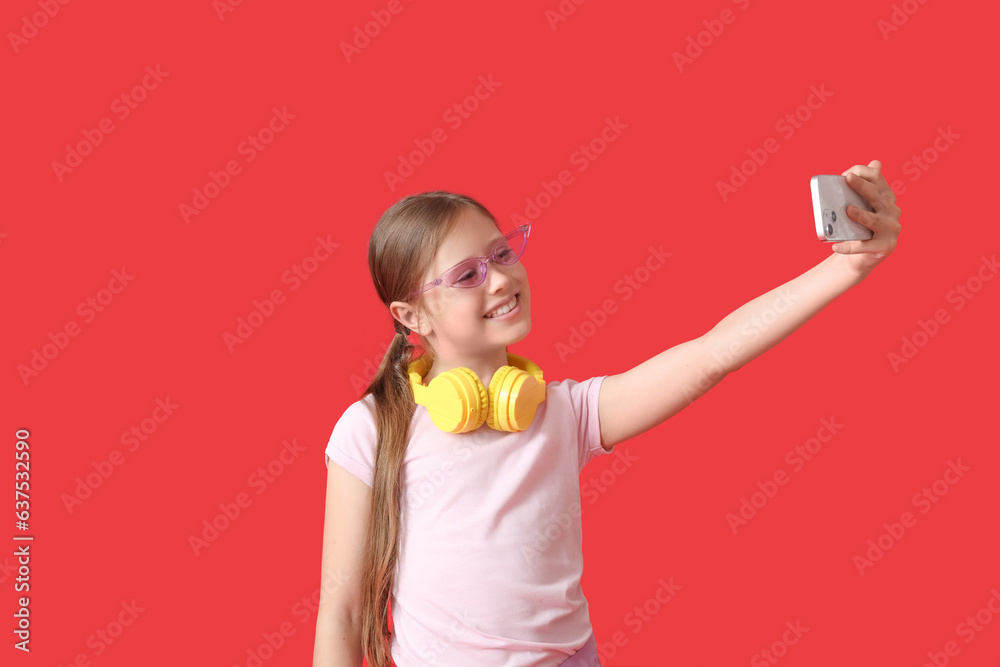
359, 190, 501, 667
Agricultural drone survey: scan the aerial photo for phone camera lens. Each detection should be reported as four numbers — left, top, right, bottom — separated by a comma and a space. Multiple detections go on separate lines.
825, 223, 834, 236
830, 211, 837, 222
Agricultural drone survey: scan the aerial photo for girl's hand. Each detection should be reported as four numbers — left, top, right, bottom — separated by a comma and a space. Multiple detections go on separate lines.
831, 159, 902, 278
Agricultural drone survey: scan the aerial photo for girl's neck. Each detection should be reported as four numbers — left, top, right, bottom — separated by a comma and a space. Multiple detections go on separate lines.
423, 348, 511, 389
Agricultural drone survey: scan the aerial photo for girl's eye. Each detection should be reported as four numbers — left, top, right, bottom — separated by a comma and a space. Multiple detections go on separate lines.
496, 247, 513, 261
456, 270, 478, 284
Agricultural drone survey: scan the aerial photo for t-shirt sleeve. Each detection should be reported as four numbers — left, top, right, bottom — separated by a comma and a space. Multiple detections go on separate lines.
559, 374, 613, 472
324, 398, 377, 488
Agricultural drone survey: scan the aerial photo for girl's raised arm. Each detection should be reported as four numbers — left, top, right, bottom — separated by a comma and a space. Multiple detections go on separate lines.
597, 160, 901, 450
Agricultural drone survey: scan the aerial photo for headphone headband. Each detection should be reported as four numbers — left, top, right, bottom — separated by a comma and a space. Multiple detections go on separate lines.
407, 352, 546, 433
409, 353, 543, 392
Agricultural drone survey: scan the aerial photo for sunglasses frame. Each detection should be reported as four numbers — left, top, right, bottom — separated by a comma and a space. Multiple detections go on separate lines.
404, 223, 532, 301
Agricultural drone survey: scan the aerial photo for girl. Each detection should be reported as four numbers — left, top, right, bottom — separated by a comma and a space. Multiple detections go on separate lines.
313, 161, 902, 667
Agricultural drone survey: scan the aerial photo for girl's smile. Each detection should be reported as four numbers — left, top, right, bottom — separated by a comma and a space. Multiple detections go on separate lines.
484, 293, 520, 319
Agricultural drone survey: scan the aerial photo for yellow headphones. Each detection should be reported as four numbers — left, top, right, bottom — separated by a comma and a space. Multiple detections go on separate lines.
408, 352, 546, 434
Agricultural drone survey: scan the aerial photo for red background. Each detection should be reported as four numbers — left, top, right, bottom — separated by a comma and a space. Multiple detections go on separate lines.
3, 0, 998, 665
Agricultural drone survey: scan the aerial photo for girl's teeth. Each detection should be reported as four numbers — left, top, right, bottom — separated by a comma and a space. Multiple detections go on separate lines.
487, 296, 516, 318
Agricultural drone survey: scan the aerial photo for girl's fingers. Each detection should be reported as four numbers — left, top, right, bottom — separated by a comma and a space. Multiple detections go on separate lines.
844, 171, 891, 214
831, 239, 869, 254
832, 236, 893, 255
842, 161, 883, 184
866, 159, 883, 174
833, 160, 900, 260
832, 215, 897, 255
843, 160, 899, 214
846, 204, 879, 231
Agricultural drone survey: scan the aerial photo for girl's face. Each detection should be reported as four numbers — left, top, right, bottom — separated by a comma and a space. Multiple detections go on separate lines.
413, 209, 531, 360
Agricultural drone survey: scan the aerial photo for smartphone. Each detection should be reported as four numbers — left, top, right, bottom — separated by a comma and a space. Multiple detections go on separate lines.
811, 175, 874, 242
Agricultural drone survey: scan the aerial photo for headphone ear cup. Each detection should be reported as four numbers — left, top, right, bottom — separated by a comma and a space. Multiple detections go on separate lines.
488, 365, 545, 432
486, 366, 515, 431
427, 367, 488, 434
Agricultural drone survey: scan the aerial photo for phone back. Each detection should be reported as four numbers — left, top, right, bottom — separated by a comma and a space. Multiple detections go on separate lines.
811, 175, 874, 242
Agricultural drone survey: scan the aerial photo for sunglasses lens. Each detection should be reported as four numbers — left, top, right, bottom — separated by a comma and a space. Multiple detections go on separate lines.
442, 260, 484, 287
496, 228, 527, 265
438, 227, 529, 289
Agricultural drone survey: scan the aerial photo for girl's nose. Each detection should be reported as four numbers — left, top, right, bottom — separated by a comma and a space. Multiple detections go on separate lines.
485, 260, 513, 292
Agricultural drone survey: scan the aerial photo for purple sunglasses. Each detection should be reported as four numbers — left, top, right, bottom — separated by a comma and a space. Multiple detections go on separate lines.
405, 223, 531, 301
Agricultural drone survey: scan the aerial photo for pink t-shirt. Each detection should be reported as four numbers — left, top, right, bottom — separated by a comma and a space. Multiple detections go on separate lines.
324, 374, 613, 667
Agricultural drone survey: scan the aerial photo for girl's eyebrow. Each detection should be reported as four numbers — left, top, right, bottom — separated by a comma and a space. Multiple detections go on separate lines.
483, 234, 504, 253
454, 234, 504, 265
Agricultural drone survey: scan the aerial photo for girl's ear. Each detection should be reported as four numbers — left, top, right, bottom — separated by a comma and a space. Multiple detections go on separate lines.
389, 301, 429, 336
